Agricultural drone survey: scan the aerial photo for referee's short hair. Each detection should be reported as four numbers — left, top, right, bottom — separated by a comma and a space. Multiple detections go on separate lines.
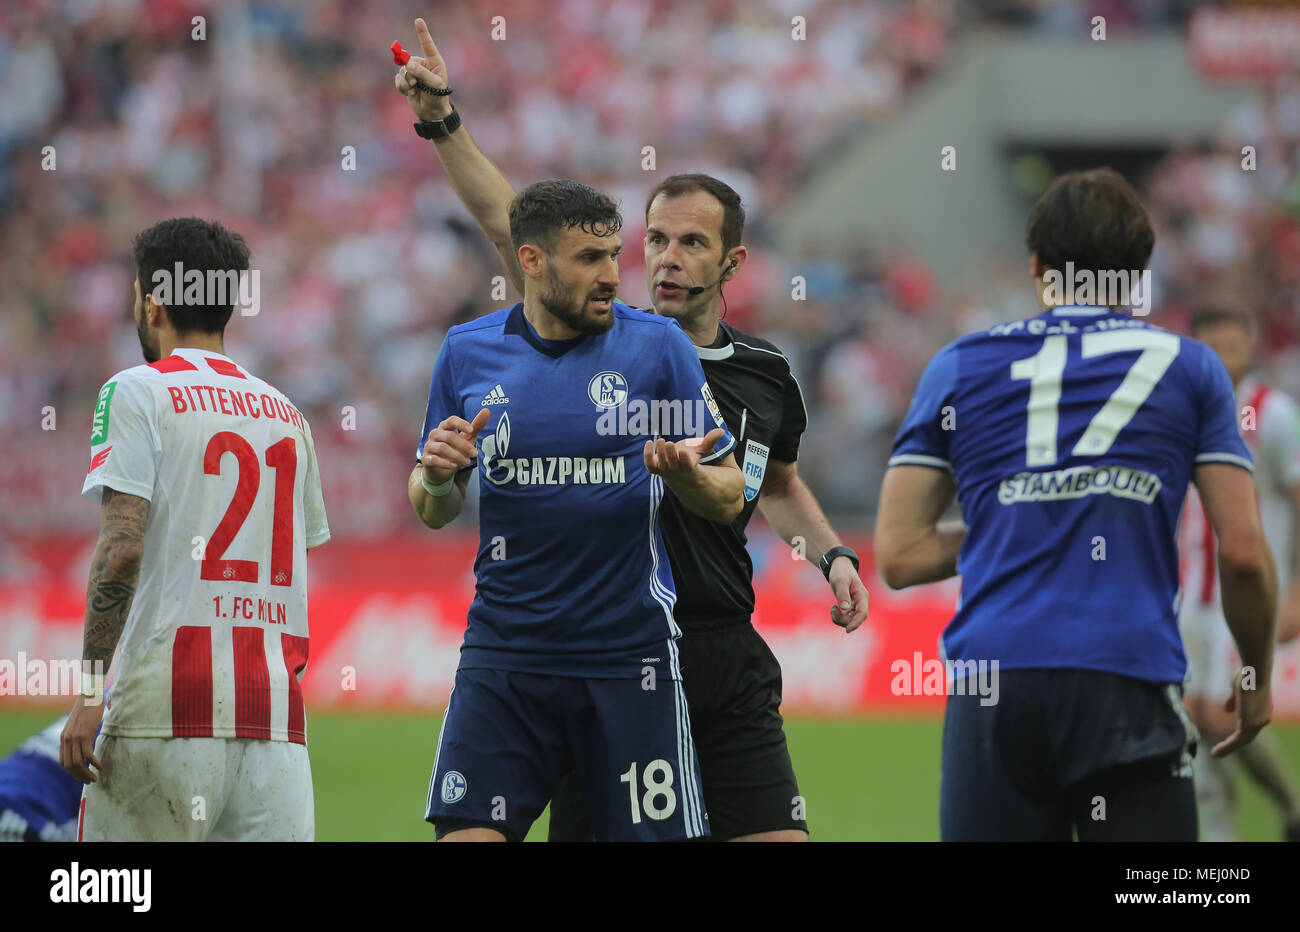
1025, 167, 1154, 277
509, 179, 622, 256
645, 174, 745, 256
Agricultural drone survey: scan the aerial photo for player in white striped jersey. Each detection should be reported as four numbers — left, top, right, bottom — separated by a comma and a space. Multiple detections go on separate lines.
60, 218, 330, 841
1179, 306, 1300, 841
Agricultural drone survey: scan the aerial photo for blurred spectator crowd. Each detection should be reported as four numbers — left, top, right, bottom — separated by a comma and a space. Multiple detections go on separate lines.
0, 0, 1295, 536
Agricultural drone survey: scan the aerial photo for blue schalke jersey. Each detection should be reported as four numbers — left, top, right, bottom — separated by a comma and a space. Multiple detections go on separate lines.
416, 302, 736, 678
889, 306, 1253, 684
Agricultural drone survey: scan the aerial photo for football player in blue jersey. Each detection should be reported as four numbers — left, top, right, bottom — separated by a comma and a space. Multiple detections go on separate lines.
875, 167, 1278, 841
409, 177, 744, 842
0, 716, 88, 842
394, 18, 871, 842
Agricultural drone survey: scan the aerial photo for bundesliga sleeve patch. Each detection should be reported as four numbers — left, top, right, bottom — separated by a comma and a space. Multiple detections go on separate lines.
700, 383, 726, 428
90, 381, 117, 446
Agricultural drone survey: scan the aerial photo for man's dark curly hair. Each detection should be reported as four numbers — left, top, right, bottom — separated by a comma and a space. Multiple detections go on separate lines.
508, 179, 622, 255
134, 217, 251, 335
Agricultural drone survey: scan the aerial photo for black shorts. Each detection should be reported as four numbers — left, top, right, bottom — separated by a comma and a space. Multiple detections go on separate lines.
549, 621, 806, 841
940, 668, 1198, 841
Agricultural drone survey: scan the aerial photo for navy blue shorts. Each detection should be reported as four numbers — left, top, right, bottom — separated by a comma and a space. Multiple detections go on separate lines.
548, 621, 804, 841
426, 667, 708, 842
940, 668, 1198, 842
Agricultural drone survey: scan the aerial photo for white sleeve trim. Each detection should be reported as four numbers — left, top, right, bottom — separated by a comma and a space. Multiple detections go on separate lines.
888, 454, 954, 473
1195, 452, 1255, 472
699, 434, 737, 465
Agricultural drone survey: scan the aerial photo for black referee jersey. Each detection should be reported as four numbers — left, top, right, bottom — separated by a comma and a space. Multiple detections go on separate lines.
659, 320, 809, 630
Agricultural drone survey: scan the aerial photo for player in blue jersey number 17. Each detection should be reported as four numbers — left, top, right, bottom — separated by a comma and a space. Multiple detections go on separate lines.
409, 179, 744, 842
876, 168, 1277, 841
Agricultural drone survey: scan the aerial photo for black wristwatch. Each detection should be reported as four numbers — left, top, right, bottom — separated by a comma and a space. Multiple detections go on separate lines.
819, 545, 860, 581
414, 106, 462, 140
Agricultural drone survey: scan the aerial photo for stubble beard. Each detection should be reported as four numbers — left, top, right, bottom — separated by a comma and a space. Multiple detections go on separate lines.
539, 266, 614, 335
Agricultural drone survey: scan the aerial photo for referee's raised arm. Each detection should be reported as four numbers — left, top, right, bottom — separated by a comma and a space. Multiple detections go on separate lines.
394, 17, 523, 295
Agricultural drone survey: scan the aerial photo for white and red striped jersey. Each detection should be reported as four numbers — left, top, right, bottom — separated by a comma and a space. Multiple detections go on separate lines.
82, 348, 329, 744
1179, 376, 1300, 610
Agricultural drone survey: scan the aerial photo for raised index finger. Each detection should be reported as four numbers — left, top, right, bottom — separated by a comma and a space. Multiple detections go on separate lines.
463, 407, 491, 441
415, 17, 440, 61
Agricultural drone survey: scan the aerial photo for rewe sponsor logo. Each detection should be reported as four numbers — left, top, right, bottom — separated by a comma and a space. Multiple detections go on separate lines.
50, 862, 151, 912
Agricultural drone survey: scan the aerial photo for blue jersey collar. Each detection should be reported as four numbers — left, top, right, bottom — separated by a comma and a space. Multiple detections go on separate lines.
504, 303, 590, 358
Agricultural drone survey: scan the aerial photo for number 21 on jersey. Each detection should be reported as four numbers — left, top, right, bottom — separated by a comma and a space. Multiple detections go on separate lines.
201, 431, 297, 585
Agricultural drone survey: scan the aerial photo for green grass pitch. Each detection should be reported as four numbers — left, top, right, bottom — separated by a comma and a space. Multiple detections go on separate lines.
4, 707, 1297, 841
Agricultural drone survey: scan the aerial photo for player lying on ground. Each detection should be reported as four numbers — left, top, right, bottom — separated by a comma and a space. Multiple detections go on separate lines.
1178, 305, 1300, 841
395, 17, 870, 841
61, 218, 330, 841
874, 168, 1277, 841
0, 716, 87, 842
410, 178, 745, 841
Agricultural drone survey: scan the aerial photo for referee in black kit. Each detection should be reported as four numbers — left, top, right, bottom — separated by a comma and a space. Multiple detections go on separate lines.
394, 18, 870, 841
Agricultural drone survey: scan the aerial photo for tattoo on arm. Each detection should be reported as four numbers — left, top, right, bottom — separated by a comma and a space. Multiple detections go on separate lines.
83, 488, 149, 666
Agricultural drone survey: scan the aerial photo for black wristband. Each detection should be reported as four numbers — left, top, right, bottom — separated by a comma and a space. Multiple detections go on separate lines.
413, 106, 462, 140
819, 545, 860, 581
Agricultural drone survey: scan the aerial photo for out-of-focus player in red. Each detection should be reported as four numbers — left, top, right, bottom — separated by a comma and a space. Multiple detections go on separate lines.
1179, 306, 1300, 841
60, 218, 330, 841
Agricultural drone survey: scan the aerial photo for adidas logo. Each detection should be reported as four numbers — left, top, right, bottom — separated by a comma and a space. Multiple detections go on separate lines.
481, 384, 510, 406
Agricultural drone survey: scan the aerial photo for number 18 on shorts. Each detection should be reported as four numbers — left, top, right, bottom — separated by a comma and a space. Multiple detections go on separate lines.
425, 668, 709, 842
